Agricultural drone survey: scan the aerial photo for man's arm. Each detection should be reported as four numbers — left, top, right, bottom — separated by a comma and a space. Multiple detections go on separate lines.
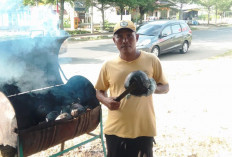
155, 83, 169, 94
96, 90, 120, 110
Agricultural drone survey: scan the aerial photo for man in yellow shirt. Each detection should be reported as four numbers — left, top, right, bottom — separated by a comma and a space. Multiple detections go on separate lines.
95, 20, 169, 157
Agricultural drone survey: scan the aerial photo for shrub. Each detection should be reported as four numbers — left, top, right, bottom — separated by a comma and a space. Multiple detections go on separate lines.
104, 20, 114, 32
64, 18, 71, 28
66, 30, 91, 35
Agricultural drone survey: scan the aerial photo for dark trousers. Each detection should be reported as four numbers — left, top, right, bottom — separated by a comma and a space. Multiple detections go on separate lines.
105, 134, 154, 157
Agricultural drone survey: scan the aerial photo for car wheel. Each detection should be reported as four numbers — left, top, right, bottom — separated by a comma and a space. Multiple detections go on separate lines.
180, 41, 189, 54
151, 46, 160, 57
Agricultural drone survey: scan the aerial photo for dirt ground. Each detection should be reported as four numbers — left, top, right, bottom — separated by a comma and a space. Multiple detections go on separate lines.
28, 54, 232, 157
152, 56, 232, 157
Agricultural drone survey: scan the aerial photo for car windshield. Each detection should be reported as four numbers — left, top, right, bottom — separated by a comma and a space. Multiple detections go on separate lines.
137, 23, 162, 36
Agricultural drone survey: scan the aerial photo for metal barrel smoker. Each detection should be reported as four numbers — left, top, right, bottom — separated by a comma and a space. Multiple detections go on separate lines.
0, 34, 106, 156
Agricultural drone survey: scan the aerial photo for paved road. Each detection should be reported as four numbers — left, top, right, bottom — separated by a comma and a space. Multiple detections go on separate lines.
59, 26, 232, 64
159, 26, 232, 61
59, 39, 117, 65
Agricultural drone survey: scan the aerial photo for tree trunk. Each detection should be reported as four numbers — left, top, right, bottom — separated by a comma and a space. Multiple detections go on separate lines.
215, 5, 217, 24
120, 10, 123, 20
120, 5, 124, 20
207, 7, 210, 25
179, 3, 183, 20
101, 4, 105, 30
59, 0, 64, 30
139, 7, 145, 24
91, 4, 94, 33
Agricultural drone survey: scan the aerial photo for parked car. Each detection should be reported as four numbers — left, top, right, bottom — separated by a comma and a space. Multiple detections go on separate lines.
136, 20, 192, 56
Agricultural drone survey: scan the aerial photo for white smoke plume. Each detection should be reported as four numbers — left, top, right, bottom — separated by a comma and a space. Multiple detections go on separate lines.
0, 0, 22, 12
0, 0, 67, 93
0, 0, 60, 37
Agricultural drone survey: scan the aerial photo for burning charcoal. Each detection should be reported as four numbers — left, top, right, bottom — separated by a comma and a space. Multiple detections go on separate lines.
55, 113, 72, 121
61, 105, 71, 114
46, 111, 59, 122
70, 103, 85, 117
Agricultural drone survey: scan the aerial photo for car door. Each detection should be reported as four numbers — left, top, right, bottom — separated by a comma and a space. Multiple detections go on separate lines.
158, 25, 174, 53
171, 23, 183, 50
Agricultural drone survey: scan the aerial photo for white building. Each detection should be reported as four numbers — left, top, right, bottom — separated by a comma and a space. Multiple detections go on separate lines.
64, 2, 131, 29
90, 5, 131, 24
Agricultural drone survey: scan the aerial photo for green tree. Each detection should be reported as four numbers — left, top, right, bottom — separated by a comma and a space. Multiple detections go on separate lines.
171, 0, 195, 20
214, 0, 232, 23
44, 0, 74, 29
90, 0, 113, 30
107, 0, 133, 20
197, 0, 215, 24
107, 0, 161, 23
23, 0, 45, 6
24, 0, 75, 29
89, 0, 160, 27
132, 0, 159, 24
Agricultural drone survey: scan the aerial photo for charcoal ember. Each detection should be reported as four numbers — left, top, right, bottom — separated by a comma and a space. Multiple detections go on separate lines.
55, 113, 72, 121
70, 103, 86, 117
46, 111, 59, 122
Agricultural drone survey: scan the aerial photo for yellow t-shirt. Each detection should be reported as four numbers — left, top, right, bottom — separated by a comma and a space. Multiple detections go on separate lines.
95, 51, 168, 138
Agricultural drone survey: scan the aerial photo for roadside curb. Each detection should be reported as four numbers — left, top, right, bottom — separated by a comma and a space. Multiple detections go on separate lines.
70, 32, 112, 37
68, 33, 113, 41
67, 25, 231, 41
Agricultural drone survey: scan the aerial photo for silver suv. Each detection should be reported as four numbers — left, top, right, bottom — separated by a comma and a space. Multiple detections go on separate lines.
136, 20, 192, 57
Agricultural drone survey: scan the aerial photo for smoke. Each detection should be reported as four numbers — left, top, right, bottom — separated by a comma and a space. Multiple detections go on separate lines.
0, 0, 61, 37
29, 6, 60, 36
0, 0, 69, 94
0, 0, 23, 12
0, 54, 26, 84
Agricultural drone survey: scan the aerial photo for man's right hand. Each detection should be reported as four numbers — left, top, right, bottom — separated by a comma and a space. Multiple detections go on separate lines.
96, 90, 120, 110
104, 97, 120, 110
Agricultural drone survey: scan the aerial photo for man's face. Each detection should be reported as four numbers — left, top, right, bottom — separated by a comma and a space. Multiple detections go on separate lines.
113, 29, 139, 54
